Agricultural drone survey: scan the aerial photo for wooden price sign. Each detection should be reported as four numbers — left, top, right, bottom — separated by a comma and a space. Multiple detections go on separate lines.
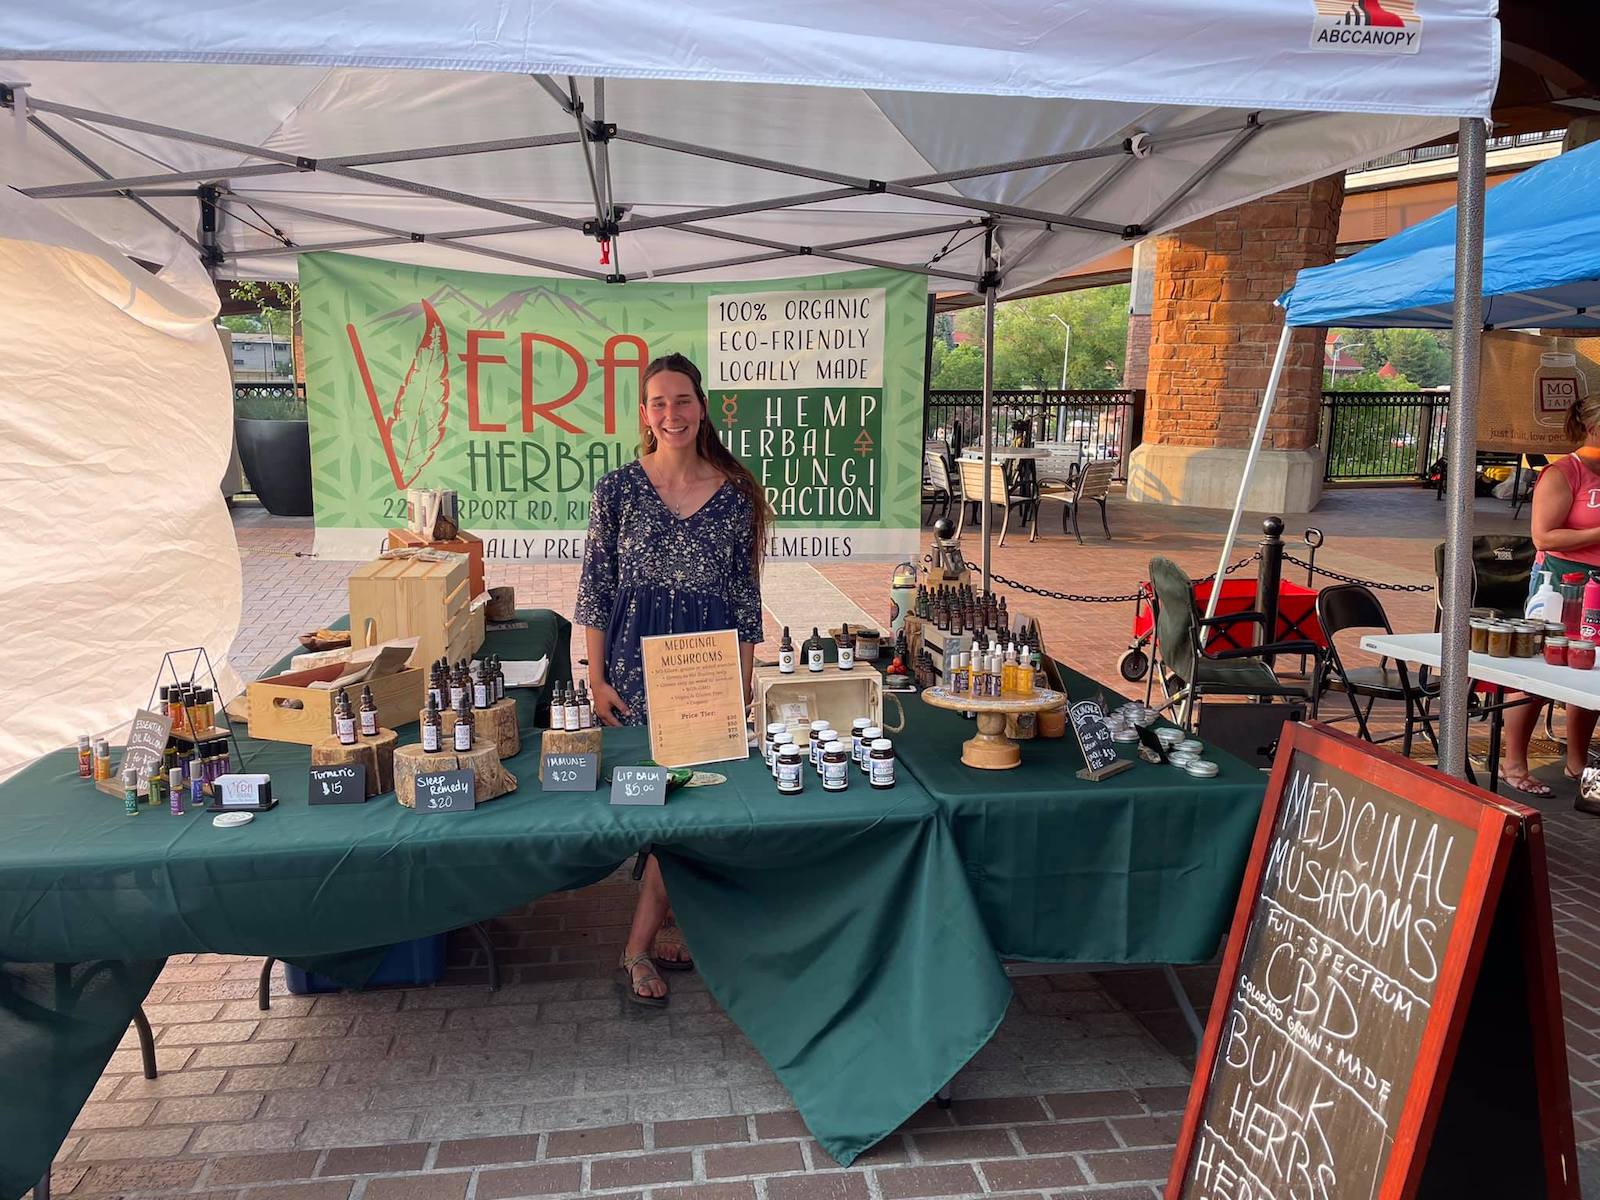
1167, 722, 1575, 1200
640, 628, 748, 768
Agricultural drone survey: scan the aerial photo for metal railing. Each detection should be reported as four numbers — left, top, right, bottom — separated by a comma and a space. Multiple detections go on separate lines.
233, 382, 306, 403
924, 388, 1145, 479
1319, 390, 1449, 482
1353, 128, 1563, 173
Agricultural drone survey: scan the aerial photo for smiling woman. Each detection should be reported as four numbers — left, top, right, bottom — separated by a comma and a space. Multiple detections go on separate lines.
573, 353, 772, 1007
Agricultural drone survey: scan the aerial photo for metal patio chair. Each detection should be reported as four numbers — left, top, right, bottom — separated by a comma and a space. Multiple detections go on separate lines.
1316, 583, 1439, 755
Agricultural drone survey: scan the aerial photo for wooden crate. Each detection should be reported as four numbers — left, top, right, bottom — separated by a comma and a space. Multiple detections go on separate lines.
246, 661, 425, 745
349, 552, 483, 667
752, 665, 892, 742
385, 528, 485, 598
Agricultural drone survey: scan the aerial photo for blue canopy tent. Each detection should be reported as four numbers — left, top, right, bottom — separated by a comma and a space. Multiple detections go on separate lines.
1285, 136, 1600, 330
1209, 132, 1600, 774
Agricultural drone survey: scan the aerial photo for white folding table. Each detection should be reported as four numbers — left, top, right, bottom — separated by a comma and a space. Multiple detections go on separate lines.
1361, 631, 1600, 793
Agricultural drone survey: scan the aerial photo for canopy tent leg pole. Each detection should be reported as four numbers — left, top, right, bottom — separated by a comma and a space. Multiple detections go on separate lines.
1438, 117, 1488, 780
1203, 322, 1293, 620
980, 229, 997, 592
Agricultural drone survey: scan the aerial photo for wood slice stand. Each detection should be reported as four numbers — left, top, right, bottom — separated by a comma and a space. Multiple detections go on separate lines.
310, 727, 398, 797
436, 699, 520, 759
919, 686, 1066, 770
394, 743, 516, 807
486, 586, 516, 622
538, 727, 603, 783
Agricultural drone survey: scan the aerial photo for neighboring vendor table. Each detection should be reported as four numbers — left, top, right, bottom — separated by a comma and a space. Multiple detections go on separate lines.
959, 447, 1053, 461
0, 620, 1008, 1196
1360, 631, 1600, 793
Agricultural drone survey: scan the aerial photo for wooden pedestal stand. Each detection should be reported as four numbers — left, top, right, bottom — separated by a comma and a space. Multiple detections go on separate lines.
393, 743, 516, 807
311, 728, 398, 797
436, 699, 520, 759
538, 727, 603, 783
919, 686, 1066, 770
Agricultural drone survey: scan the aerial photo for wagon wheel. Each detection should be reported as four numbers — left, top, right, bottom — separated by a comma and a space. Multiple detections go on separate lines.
1117, 648, 1149, 682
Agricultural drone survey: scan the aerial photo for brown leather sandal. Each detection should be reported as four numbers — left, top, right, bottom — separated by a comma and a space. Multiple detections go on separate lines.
619, 951, 668, 1008
652, 921, 695, 972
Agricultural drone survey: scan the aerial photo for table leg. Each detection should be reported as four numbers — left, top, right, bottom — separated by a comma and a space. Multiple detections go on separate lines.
1161, 965, 1205, 1055
131, 1005, 157, 1080
36, 1171, 50, 1200
1486, 685, 1504, 795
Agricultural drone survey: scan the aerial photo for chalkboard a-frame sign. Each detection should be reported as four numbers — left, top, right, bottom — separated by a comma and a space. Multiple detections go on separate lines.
1167, 721, 1576, 1200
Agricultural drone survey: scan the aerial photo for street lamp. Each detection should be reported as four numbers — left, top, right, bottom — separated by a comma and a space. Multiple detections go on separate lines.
1049, 314, 1071, 441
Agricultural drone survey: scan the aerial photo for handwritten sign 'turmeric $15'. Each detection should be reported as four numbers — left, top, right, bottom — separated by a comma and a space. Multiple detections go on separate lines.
640, 628, 748, 769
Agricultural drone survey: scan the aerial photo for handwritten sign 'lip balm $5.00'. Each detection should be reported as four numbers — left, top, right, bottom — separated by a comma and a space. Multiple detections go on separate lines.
414, 769, 475, 813
610, 765, 670, 806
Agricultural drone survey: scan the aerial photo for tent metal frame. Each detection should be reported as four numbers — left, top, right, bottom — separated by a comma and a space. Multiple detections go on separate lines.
1205, 117, 1489, 778
1, 82, 1486, 641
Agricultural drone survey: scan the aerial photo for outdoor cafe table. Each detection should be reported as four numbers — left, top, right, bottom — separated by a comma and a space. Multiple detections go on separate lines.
891, 662, 1267, 965
1360, 631, 1600, 794
0, 631, 1009, 1196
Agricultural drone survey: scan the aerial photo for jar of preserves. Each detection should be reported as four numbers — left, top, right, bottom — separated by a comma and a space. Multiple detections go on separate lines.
1469, 619, 1491, 654
1486, 622, 1515, 658
1545, 636, 1569, 667
1508, 622, 1534, 658
1571, 640, 1597, 671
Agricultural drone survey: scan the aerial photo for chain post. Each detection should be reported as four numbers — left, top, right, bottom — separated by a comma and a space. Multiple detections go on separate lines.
1256, 516, 1284, 659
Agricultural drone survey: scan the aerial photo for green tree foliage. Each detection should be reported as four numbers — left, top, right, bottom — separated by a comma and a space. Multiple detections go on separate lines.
1325, 368, 1418, 393
932, 286, 1129, 390
1326, 327, 1452, 388
227, 280, 300, 339
1374, 328, 1452, 387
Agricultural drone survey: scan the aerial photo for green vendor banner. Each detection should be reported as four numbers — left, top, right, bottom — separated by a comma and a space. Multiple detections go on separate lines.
300, 254, 927, 562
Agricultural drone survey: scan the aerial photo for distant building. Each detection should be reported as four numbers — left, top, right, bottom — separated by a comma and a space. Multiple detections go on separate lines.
228, 332, 294, 382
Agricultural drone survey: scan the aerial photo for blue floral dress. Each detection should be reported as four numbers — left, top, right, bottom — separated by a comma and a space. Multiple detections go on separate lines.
576, 460, 764, 724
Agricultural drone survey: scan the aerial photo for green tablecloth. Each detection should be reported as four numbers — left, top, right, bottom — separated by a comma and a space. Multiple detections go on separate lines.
0, 616, 1008, 1196
892, 664, 1266, 964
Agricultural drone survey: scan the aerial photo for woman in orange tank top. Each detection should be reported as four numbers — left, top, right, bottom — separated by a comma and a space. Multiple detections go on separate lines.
1502, 390, 1600, 808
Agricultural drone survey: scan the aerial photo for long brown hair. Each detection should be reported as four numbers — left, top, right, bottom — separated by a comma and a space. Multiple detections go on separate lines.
639, 353, 770, 575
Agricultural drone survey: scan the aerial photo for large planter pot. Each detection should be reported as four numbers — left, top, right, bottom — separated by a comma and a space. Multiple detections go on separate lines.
234, 417, 313, 517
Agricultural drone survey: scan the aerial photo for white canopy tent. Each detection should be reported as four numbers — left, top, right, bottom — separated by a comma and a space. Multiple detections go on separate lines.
0, 1, 1499, 771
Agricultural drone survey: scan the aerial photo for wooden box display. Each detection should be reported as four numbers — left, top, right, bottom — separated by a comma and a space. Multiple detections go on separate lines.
246, 661, 425, 745
349, 551, 484, 668
385, 527, 485, 598
752, 664, 896, 742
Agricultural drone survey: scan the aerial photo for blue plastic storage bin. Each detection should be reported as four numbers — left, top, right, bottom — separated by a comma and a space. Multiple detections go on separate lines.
282, 933, 447, 994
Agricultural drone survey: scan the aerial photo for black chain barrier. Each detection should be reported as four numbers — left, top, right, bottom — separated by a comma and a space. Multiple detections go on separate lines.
987, 549, 1430, 605
988, 551, 1262, 605
1281, 553, 1433, 593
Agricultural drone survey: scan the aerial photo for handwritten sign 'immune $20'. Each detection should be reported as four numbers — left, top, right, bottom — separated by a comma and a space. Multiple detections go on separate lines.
640, 628, 748, 769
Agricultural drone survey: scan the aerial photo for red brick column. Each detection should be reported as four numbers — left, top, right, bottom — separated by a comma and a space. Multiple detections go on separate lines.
1127, 175, 1343, 513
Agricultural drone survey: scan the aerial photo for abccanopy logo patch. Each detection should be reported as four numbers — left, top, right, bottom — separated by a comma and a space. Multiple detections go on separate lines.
1310, 0, 1423, 54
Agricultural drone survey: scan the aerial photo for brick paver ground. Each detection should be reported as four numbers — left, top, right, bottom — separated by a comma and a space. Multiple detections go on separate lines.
31, 487, 1600, 1198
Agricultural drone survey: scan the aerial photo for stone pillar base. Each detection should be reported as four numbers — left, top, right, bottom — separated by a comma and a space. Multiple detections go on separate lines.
1126, 444, 1323, 514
